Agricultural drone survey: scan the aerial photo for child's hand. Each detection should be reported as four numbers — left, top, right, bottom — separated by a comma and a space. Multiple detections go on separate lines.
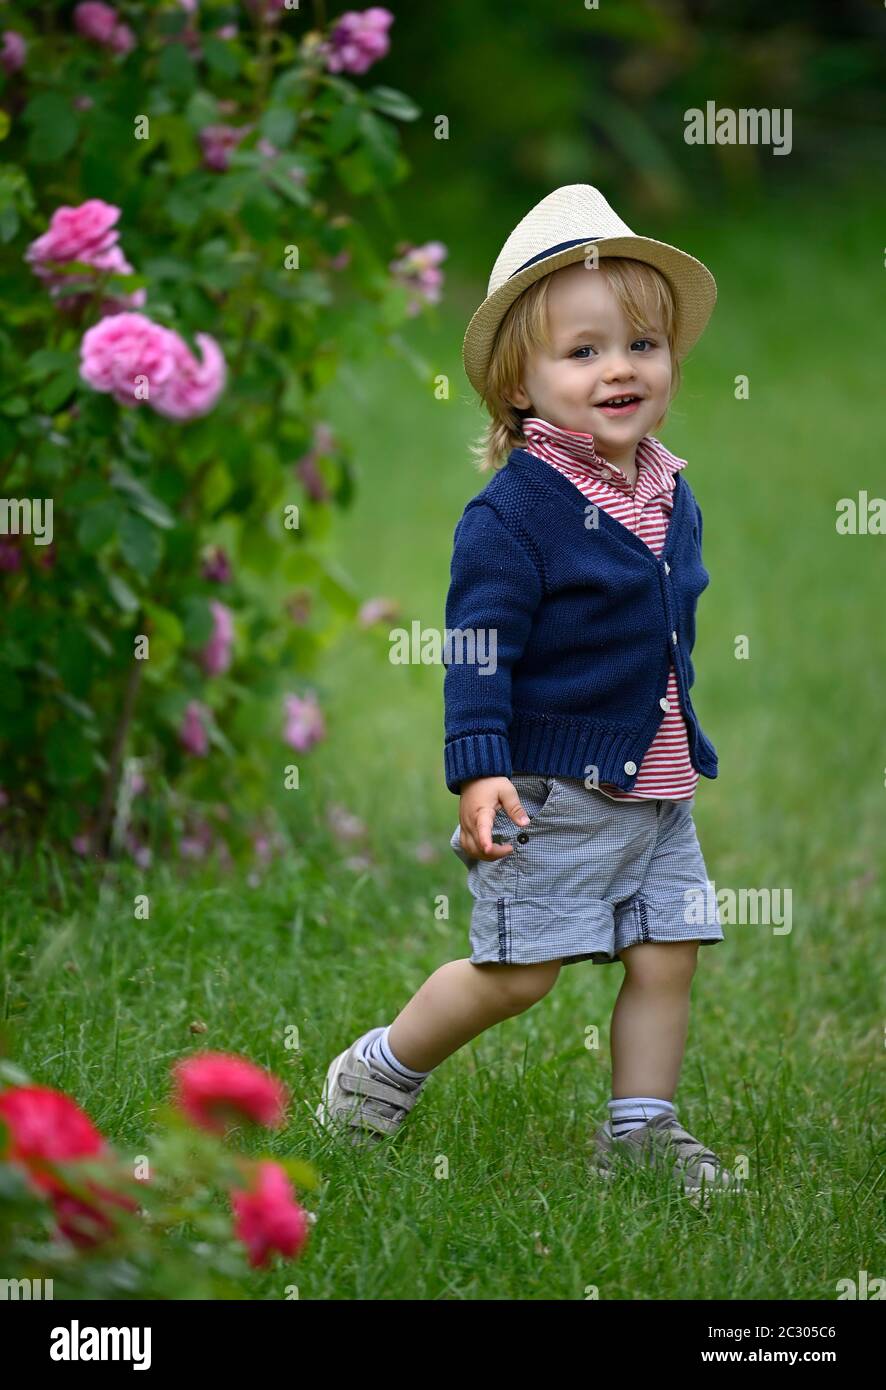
458, 776, 530, 860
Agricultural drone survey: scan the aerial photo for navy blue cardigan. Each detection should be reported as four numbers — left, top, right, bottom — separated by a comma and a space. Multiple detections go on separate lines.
443, 446, 718, 795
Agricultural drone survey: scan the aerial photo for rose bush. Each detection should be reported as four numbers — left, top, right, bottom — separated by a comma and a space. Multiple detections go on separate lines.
0, 1, 444, 866
0, 1053, 316, 1297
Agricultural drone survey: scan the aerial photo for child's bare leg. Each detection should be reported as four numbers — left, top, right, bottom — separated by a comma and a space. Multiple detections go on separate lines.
610, 941, 699, 1098
387, 958, 561, 1073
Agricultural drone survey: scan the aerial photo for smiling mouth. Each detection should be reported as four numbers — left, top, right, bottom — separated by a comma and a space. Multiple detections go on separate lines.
595, 395, 643, 412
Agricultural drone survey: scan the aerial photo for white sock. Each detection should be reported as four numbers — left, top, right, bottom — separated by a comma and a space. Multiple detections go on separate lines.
357, 1026, 431, 1091
608, 1095, 676, 1139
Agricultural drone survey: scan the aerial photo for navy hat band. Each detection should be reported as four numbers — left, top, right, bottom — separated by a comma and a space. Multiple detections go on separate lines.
508, 236, 603, 279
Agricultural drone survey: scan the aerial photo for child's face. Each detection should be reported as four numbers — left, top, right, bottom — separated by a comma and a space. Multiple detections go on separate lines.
507, 262, 672, 468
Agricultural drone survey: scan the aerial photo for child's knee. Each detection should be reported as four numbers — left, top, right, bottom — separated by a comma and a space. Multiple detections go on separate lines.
482, 959, 562, 1012
621, 940, 699, 988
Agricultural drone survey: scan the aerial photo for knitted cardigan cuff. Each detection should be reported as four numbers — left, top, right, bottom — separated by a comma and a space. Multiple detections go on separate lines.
443, 731, 513, 796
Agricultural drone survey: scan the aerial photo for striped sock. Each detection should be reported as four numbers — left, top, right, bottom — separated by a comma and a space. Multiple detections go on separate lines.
608, 1095, 676, 1139
358, 1026, 431, 1091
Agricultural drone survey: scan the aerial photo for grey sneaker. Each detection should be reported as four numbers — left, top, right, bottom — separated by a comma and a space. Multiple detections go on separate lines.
590, 1112, 737, 1206
314, 1027, 426, 1148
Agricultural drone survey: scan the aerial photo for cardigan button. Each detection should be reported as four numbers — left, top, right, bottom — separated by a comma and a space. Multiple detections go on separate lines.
517, 832, 529, 843
664, 561, 671, 574
660, 697, 671, 711
672, 630, 678, 644
624, 761, 637, 775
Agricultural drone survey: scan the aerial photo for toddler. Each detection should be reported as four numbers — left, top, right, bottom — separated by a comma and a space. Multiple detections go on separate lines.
317, 184, 731, 1201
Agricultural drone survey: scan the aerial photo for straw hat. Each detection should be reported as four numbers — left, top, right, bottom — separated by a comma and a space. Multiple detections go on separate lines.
462, 183, 717, 397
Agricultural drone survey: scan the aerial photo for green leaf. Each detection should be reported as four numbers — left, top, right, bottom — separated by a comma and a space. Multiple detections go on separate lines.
322, 103, 362, 155
106, 572, 139, 613
259, 106, 296, 147
264, 164, 312, 206
23, 93, 79, 163
119, 511, 163, 577
110, 467, 176, 530
78, 499, 122, 552
357, 110, 400, 182
37, 364, 79, 413
181, 594, 214, 645
366, 86, 421, 121
185, 91, 221, 130
203, 34, 241, 79
25, 349, 76, 380
336, 149, 375, 196
142, 601, 184, 677
158, 41, 197, 95
45, 721, 94, 786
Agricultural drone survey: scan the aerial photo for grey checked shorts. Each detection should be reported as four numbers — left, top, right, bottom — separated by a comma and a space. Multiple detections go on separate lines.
449, 772, 724, 967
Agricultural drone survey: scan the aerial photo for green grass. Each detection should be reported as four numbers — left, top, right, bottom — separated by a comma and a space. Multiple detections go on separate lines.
2, 179, 884, 1298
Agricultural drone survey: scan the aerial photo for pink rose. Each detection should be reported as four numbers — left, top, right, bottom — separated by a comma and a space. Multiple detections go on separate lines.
1, 31, 27, 75
198, 123, 252, 172
199, 600, 234, 676
74, 3, 134, 54
151, 330, 227, 421
283, 692, 326, 751
26, 199, 120, 271
27, 201, 145, 311
201, 545, 232, 583
79, 312, 178, 408
389, 240, 447, 316
179, 700, 210, 756
323, 7, 394, 76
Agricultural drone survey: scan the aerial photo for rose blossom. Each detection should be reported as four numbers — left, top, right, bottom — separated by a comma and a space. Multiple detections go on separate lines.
171, 1052, 289, 1133
26, 199, 120, 275
79, 312, 178, 407
73, 3, 134, 54
25, 200, 146, 312
151, 330, 227, 421
199, 123, 253, 172
201, 545, 232, 583
231, 1161, 309, 1268
283, 692, 326, 751
0, 1085, 136, 1248
389, 240, 447, 316
323, 7, 393, 75
179, 700, 210, 756
1, 31, 27, 75
199, 600, 234, 676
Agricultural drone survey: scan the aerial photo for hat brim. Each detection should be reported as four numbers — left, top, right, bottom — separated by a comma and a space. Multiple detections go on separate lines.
462, 235, 716, 398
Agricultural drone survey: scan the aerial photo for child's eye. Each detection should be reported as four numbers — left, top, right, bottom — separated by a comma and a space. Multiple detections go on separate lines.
632, 339, 657, 351
570, 346, 594, 359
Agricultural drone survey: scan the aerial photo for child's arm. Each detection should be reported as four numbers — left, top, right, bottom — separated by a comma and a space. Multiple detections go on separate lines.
443, 501, 542, 796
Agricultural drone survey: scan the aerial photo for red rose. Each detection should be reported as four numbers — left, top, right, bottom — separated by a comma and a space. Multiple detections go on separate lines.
171, 1052, 289, 1133
0, 1085, 136, 1247
231, 1161, 309, 1268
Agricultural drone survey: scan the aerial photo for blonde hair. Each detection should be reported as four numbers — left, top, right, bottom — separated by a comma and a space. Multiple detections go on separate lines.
469, 256, 682, 473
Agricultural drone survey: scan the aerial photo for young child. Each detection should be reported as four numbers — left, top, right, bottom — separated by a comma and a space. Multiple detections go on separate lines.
317, 184, 730, 1200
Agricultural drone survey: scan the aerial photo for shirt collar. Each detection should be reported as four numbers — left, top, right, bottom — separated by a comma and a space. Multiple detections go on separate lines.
519, 415, 687, 499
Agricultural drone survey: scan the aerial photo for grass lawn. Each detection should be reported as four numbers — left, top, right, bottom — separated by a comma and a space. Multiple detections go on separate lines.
1, 176, 883, 1299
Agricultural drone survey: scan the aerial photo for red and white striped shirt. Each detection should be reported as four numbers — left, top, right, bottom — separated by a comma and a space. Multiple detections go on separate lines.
520, 416, 699, 802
